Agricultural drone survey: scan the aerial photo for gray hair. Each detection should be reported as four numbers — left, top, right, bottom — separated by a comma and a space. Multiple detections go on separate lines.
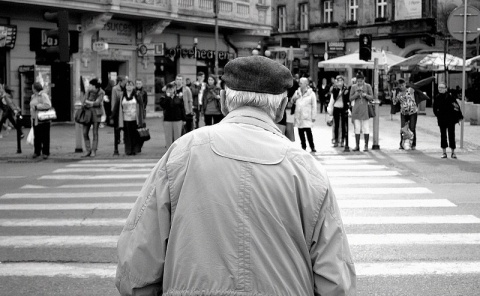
224, 86, 286, 120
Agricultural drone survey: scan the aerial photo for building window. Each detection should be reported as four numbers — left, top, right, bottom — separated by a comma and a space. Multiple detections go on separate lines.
376, 0, 387, 18
349, 0, 358, 22
278, 6, 286, 32
300, 3, 309, 30
324, 1, 333, 23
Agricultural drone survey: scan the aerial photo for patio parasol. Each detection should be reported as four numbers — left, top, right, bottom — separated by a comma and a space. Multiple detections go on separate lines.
389, 52, 469, 73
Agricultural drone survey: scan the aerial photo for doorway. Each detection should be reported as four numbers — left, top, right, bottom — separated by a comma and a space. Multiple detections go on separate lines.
101, 60, 127, 88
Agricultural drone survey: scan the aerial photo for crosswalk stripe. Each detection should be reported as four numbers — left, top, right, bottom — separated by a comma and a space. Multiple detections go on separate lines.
67, 163, 156, 168
343, 215, 480, 225
0, 203, 134, 210
356, 261, 480, 276
348, 233, 480, 245
1, 192, 139, 199
78, 159, 158, 163
54, 168, 152, 173
39, 174, 149, 180
0, 218, 127, 227
337, 199, 456, 208
327, 171, 400, 177
322, 165, 388, 170
0, 236, 118, 248
335, 187, 432, 195
319, 159, 376, 165
330, 177, 414, 185
0, 263, 116, 278
22, 183, 144, 189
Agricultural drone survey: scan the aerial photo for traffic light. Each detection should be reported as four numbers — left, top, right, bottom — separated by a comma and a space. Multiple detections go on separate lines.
43, 10, 69, 62
359, 34, 372, 62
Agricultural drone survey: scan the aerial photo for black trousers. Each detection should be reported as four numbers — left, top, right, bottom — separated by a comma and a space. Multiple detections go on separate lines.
204, 114, 223, 126
400, 113, 417, 147
440, 124, 456, 149
33, 122, 50, 156
333, 107, 347, 143
298, 127, 315, 150
123, 120, 141, 155
193, 107, 201, 129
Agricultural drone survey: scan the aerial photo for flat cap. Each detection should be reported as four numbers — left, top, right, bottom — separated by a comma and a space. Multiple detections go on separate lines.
222, 56, 293, 95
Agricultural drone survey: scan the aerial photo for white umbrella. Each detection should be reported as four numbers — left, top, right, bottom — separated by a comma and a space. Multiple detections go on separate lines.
389, 53, 469, 72
318, 51, 405, 70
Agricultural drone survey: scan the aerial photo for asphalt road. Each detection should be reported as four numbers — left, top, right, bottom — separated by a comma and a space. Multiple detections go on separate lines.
0, 149, 479, 296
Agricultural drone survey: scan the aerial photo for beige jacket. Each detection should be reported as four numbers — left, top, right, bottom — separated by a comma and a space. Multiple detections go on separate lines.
30, 91, 52, 126
116, 107, 356, 296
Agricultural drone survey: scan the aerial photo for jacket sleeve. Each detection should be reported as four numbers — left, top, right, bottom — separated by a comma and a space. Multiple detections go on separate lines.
311, 92, 317, 119
349, 86, 359, 102
365, 84, 374, 101
37, 93, 52, 110
116, 160, 171, 296
184, 87, 193, 114
92, 90, 104, 107
310, 185, 356, 296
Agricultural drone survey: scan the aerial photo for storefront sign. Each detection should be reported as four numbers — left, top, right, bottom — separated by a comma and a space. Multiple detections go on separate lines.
328, 41, 345, 51
92, 41, 109, 52
395, 0, 422, 20
163, 45, 235, 60
0, 25, 17, 49
99, 20, 135, 44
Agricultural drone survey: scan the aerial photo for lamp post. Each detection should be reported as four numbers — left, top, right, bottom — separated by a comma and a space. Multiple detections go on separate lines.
214, 0, 219, 78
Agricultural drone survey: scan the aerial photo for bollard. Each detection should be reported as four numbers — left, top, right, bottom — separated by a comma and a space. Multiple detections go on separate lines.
74, 100, 83, 153
372, 101, 380, 150
16, 112, 22, 154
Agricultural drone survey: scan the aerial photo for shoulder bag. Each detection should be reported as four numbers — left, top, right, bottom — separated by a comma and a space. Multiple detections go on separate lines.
137, 127, 151, 142
37, 108, 57, 121
368, 103, 376, 118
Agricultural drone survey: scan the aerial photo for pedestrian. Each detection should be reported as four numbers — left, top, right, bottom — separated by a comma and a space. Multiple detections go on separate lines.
292, 77, 317, 152
103, 77, 115, 126
135, 79, 148, 119
202, 75, 223, 126
81, 78, 104, 157
112, 76, 127, 155
30, 82, 51, 159
115, 55, 356, 296
434, 83, 458, 159
117, 80, 145, 156
349, 72, 373, 151
0, 85, 23, 138
328, 75, 350, 147
392, 78, 418, 150
189, 72, 206, 129
319, 77, 330, 113
159, 76, 192, 147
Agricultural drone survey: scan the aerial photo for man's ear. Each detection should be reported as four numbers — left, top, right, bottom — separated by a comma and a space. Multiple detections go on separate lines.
274, 96, 289, 123
220, 90, 229, 116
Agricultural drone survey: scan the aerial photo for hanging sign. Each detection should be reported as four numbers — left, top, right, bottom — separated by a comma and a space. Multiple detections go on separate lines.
0, 25, 17, 49
92, 41, 109, 52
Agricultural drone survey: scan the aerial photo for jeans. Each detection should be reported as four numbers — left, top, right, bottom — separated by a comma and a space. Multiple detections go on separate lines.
400, 113, 417, 147
440, 124, 456, 149
204, 114, 223, 126
333, 107, 347, 143
298, 127, 315, 150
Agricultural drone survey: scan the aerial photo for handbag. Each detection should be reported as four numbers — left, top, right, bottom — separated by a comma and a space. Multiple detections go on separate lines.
26, 127, 34, 146
74, 107, 93, 125
368, 103, 376, 118
137, 127, 151, 142
452, 100, 464, 124
37, 108, 57, 121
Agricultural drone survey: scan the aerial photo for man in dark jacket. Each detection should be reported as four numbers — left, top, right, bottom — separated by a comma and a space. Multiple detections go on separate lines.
111, 76, 126, 155
188, 72, 206, 129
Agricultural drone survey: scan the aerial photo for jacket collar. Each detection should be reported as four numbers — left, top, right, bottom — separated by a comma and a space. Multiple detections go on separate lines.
221, 106, 283, 137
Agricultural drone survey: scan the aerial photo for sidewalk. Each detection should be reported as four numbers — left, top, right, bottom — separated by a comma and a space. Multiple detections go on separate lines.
1, 106, 480, 162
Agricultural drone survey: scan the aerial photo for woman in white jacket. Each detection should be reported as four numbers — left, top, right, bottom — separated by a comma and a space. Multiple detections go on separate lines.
292, 77, 317, 152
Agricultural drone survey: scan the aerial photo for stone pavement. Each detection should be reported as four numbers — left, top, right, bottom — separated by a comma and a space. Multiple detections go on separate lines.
1, 106, 480, 162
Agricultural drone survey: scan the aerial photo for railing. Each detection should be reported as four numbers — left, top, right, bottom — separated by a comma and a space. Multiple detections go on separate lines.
236, 2, 249, 17
220, 1, 232, 13
198, 0, 213, 10
122, 0, 169, 6
179, 0, 194, 8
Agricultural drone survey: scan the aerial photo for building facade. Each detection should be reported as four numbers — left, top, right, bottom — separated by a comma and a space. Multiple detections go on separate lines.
0, 0, 272, 123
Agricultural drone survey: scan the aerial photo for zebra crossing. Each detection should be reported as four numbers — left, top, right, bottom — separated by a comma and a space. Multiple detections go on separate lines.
0, 155, 479, 294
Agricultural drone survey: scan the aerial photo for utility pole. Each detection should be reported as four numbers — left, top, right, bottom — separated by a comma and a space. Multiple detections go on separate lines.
214, 0, 219, 78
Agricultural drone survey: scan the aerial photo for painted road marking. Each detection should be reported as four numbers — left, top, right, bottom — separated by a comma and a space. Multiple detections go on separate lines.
322, 164, 388, 170
0, 176, 25, 179
0, 235, 118, 248
1, 192, 139, 199
318, 159, 376, 165
343, 215, 480, 225
39, 174, 149, 180
53, 168, 152, 173
337, 199, 456, 208
0, 218, 127, 227
327, 171, 400, 177
78, 159, 159, 163
0, 263, 116, 278
2, 261, 480, 278
22, 183, 144, 189
348, 233, 480, 245
330, 177, 414, 185
335, 187, 432, 195
356, 261, 480, 276
0, 203, 134, 210
67, 163, 156, 168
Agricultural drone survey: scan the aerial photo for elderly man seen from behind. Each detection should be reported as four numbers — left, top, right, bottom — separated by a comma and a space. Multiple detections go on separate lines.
115, 56, 356, 296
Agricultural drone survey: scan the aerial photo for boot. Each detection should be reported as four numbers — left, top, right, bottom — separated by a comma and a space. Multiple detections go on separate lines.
82, 140, 91, 157
352, 134, 360, 151
364, 134, 370, 151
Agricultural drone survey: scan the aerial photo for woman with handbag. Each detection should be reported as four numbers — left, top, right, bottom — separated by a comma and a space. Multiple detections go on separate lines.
81, 78, 104, 157
392, 78, 418, 150
349, 72, 373, 151
328, 75, 350, 147
118, 80, 144, 155
202, 76, 223, 126
434, 83, 459, 159
30, 82, 52, 159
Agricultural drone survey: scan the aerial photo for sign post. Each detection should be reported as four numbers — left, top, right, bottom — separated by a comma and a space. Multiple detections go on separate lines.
447, 4, 480, 148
